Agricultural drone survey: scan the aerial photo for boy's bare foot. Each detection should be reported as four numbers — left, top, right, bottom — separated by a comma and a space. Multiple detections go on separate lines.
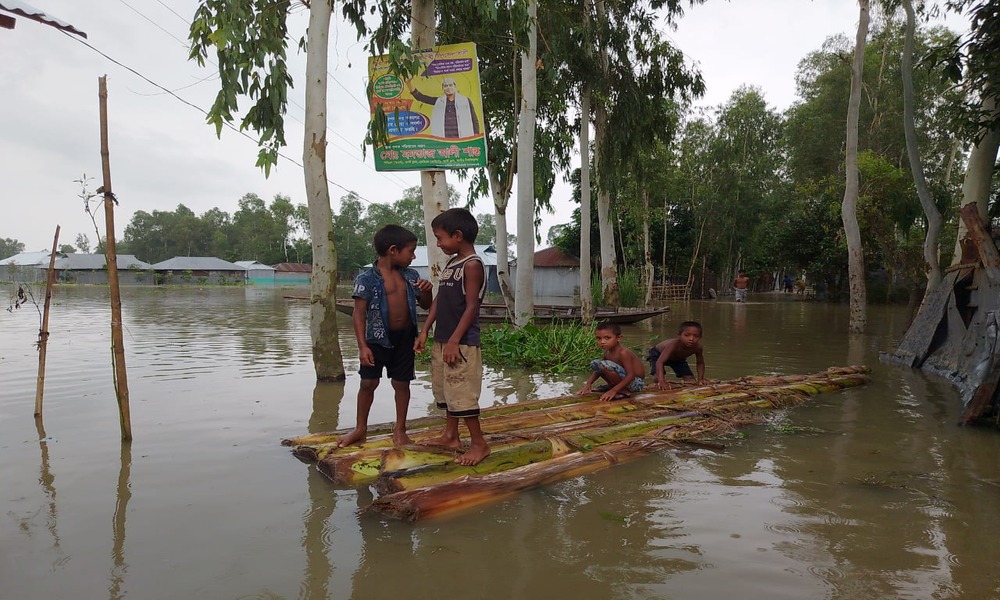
392, 429, 413, 446
423, 435, 461, 450
336, 427, 366, 448
455, 444, 490, 466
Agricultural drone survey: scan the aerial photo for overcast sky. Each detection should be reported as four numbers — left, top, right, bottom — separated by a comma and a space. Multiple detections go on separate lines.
0, 1, 969, 255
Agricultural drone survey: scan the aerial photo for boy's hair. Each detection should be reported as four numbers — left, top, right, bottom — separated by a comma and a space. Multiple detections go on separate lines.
373, 224, 418, 256
677, 321, 703, 335
595, 321, 622, 336
431, 208, 479, 243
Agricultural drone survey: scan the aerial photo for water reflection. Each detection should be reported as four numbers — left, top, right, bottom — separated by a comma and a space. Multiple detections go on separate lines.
34, 417, 62, 559
300, 381, 343, 600
109, 442, 131, 600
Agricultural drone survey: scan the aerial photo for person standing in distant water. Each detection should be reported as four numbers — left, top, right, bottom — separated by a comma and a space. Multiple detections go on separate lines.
733, 270, 750, 303
406, 77, 480, 139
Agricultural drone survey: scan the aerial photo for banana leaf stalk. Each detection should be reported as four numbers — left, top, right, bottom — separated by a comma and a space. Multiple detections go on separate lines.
281, 367, 869, 447
366, 369, 871, 521
367, 438, 675, 522
371, 372, 869, 494
293, 369, 870, 473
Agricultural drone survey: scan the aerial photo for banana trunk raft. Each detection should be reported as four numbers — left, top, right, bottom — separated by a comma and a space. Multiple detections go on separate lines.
283, 366, 871, 522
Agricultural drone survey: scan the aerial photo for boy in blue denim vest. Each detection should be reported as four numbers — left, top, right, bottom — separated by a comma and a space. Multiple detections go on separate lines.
338, 225, 432, 447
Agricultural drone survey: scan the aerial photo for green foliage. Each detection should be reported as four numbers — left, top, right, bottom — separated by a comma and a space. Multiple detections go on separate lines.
480, 322, 597, 374
0, 237, 24, 259
189, 0, 294, 175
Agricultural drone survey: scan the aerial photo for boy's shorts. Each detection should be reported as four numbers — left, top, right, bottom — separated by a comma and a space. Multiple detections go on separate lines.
431, 341, 482, 417
589, 359, 645, 392
647, 348, 694, 379
359, 328, 416, 381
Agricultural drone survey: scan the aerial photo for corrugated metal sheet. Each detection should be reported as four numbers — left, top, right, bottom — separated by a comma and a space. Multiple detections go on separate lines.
273, 263, 313, 273
533, 247, 579, 268
0, 1, 87, 37
50, 253, 152, 270
151, 257, 244, 271
234, 260, 275, 271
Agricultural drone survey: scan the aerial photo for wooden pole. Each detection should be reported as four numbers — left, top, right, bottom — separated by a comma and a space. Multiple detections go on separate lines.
99, 75, 132, 441
34, 225, 60, 417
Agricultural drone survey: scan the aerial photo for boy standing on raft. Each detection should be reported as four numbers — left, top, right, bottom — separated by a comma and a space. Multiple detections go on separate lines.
648, 321, 706, 389
415, 208, 491, 466
338, 225, 433, 448
578, 322, 646, 401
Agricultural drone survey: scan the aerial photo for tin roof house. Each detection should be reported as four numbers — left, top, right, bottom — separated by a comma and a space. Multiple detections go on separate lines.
272, 262, 312, 286
234, 260, 276, 285
50, 253, 153, 284
510, 247, 580, 299
151, 257, 245, 285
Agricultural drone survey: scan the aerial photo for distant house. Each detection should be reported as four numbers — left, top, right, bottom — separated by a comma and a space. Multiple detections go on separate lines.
361, 245, 502, 295
0, 250, 63, 282
49, 253, 154, 284
510, 247, 579, 299
234, 260, 275, 285
151, 256, 245, 285
273, 262, 312, 286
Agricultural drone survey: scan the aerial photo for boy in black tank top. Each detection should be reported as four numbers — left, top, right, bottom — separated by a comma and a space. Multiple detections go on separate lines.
414, 208, 490, 466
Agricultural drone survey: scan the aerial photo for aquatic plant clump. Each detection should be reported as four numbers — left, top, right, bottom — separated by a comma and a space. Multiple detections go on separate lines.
480, 322, 598, 373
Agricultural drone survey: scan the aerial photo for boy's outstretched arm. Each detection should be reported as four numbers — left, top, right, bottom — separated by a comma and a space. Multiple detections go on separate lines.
414, 297, 438, 353
414, 278, 433, 309
654, 340, 675, 389
578, 372, 598, 395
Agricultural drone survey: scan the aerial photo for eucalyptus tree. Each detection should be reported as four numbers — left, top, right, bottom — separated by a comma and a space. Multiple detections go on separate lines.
939, 0, 1000, 260
513, 0, 538, 326
843, 0, 872, 332
586, 0, 703, 305
0, 238, 24, 259
189, 0, 370, 379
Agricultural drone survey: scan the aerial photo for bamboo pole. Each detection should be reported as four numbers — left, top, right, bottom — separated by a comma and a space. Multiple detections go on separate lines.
34, 225, 60, 418
99, 75, 132, 441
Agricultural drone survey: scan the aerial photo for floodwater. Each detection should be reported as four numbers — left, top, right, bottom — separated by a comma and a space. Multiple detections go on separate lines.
2, 287, 1000, 600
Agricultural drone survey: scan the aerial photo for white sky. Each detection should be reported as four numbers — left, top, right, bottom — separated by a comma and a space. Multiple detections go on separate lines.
0, 1, 969, 254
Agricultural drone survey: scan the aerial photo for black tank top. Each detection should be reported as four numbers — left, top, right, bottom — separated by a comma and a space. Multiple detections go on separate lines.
434, 254, 486, 346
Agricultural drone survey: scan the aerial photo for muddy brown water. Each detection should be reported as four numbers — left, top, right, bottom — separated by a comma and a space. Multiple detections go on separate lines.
2, 287, 1000, 599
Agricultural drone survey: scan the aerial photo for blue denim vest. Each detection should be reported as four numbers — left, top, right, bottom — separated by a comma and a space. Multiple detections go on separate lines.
352, 266, 420, 348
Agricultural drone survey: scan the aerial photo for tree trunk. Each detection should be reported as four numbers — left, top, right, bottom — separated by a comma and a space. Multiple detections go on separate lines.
902, 0, 943, 292
594, 0, 618, 305
643, 189, 654, 306
951, 94, 1000, 265
513, 0, 538, 327
579, 0, 595, 322
412, 0, 450, 283
486, 164, 515, 308
304, 0, 345, 380
841, 0, 870, 333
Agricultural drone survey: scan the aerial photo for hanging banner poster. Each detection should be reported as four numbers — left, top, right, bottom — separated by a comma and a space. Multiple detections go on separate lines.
368, 42, 488, 172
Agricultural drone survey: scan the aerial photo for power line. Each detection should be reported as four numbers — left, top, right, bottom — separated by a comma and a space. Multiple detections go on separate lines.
62, 30, 378, 203
116, 0, 409, 194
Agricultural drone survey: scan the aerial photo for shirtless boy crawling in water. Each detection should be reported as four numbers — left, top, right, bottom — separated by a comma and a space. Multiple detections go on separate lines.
578, 322, 646, 401
648, 321, 706, 390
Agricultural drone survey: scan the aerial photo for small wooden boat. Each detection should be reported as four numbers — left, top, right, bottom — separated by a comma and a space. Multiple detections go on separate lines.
333, 299, 669, 324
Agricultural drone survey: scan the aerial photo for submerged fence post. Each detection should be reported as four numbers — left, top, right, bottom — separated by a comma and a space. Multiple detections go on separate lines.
34, 225, 61, 418
99, 75, 132, 441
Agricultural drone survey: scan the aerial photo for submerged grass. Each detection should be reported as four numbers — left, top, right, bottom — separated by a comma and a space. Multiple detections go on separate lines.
481, 322, 598, 373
